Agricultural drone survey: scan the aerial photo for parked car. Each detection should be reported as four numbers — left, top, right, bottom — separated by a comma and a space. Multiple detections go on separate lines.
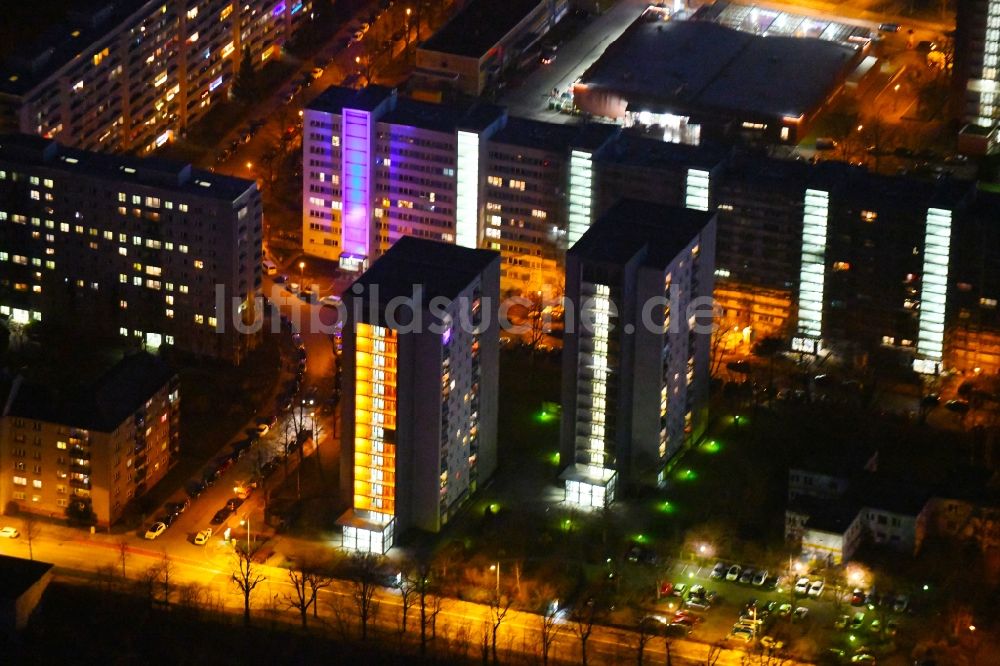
166, 499, 190, 515
320, 294, 342, 308
0, 526, 20, 538
226, 497, 245, 511
684, 596, 711, 611
752, 569, 768, 586
157, 513, 176, 527
729, 627, 753, 643
211, 508, 232, 525
835, 614, 850, 629
851, 588, 866, 606
794, 577, 811, 595
893, 595, 909, 613
739, 568, 755, 585
670, 583, 688, 598
310, 67, 325, 79
849, 612, 866, 630
808, 580, 825, 597
777, 603, 792, 618
194, 528, 213, 545
726, 565, 742, 581
710, 562, 727, 580
793, 607, 809, 622
145, 522, 167, 539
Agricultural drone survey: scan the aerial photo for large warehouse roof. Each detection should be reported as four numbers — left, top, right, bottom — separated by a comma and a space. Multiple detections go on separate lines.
578, 18, 859, 120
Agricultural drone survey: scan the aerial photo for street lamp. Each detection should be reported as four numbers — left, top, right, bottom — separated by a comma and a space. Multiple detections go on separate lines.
489, 562, 500, 597
239, 515, 251, 552
246, 161, 253, 170
298, 260, 305, 287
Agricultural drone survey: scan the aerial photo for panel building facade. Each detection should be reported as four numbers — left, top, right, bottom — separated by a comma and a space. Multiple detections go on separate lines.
0, 353, 179, 528
0, 0, 313, 154
303, 85, 1000, 377
559, 200, 716, 507
0, 134, 262, 363
338, 237, 500, 552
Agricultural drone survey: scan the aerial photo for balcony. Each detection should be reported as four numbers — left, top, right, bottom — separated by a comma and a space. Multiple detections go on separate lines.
70, 478, 91, 490
69, 447, 91, 460
69, 463, 90, 474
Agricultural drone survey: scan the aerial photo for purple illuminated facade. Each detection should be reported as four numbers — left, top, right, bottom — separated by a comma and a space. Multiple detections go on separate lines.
341, 108, 374, 264
302, 86, 507, 270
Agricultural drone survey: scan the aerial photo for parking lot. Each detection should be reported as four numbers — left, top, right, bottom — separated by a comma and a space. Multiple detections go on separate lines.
637, 556, 916, 662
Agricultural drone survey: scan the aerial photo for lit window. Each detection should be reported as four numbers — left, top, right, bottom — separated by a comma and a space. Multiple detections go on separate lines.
861, 210, 877, 223
194, 259, 204, 269
120, 300, 128, 309
194, 314, 204, 324
833, 261, 851, 272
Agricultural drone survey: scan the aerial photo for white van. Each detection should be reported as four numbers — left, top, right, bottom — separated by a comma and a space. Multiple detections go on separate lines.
262, 259, 278, 276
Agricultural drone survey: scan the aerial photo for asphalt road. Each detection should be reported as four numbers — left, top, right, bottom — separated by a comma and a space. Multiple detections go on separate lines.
498, 0, 654, 122
0, 525, 779, 666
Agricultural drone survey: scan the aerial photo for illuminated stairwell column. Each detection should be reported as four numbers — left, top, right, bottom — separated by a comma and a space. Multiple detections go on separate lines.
567, 150, 594, 247
793, 189, 829, 355
969, 0, 1000, 127
341, 109, 373, 263
684, 168, 710, 211
914, 207, 952, 374
455, 130, 480, 248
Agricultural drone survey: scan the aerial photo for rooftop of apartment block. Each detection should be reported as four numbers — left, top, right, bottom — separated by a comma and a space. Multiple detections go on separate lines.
2, 352, 176, 432
0, 134, 255, 200
0, 555, 53, 599
490, 117, 620, 155
309, 86, 506, 134
349, 237, 499, 305
0, 0, 161, 96
569, 198, 713, 268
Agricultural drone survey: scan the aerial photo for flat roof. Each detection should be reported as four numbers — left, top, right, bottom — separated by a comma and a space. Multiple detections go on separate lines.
0, 133, 255, 201
5, 352, 175, 432
420, 0, 545, 58
799, 500, 862, 534
309, 86, 506, 133
579, 18, 858, 120
490, 117, 620, 153
336, 508, 392, 532
0, 555, 53, 599
350, 236, 499, 304
603, 133, 729, 171
309, 85, 398, 114
559, 463, 617, 486
0, 0, 156, 96
569, 199, 713, 268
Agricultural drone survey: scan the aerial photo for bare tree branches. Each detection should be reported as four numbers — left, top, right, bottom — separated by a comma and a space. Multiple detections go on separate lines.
350, 552, 382, 641
488, 593, 513, 664
231, 543, 267, 626
284, 567, 312, 628
22, 512, 40, 561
